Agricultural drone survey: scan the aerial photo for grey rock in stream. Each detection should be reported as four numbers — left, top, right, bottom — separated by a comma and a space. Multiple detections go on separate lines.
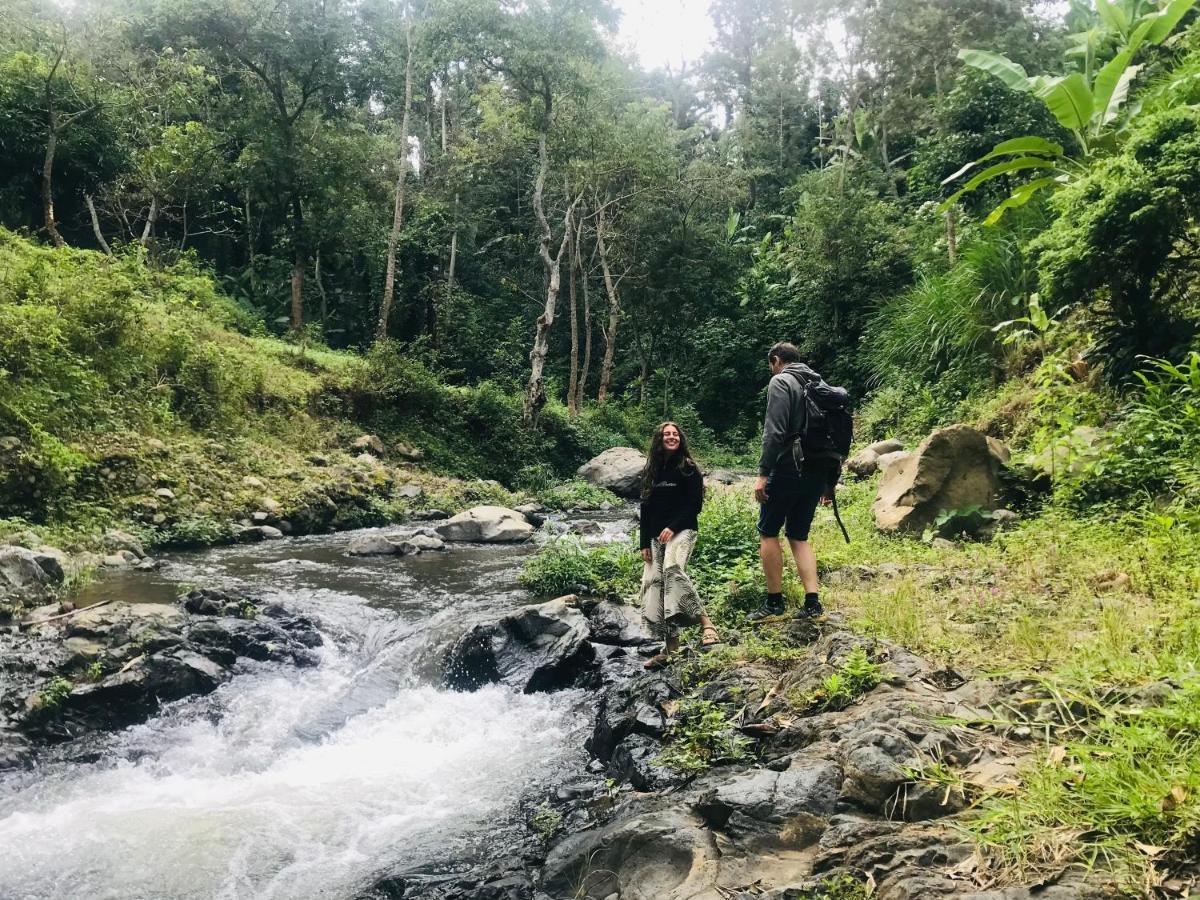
436, 506, 535, 543
2, 588, 322, 759
443, 598, 594, 693
576, 447, 646, 499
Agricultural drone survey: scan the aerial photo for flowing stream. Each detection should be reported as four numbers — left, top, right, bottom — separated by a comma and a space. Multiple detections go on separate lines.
0, 514, 632, 900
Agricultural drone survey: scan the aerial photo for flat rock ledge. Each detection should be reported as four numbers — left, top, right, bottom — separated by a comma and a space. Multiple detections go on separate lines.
0, 589, 322, 768
371, 610, 1119, 900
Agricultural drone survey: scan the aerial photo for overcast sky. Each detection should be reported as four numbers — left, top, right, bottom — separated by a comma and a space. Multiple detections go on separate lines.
612, 0, 716, 70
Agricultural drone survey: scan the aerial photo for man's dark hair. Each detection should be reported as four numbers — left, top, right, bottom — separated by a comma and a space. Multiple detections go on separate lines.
767, 341, 801, 364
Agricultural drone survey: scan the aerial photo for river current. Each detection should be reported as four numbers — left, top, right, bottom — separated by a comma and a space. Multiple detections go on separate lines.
0, 516, 631, 899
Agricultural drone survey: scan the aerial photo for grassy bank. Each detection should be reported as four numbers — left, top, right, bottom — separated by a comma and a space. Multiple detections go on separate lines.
0, 228, 737, 565
523, 454, 1200, 891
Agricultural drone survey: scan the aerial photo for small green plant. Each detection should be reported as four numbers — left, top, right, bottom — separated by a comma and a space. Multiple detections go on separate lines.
804, 647, 883, 712
36, 676, 73, 712
85, 661, 105, 682
237, 600, 258, 619
530, 802, 563, 844
657, 697, 751, 773
537, 479, 615, 511
790, 874, 871, 900
520, 538, 640, 598
923, 504, 995, 542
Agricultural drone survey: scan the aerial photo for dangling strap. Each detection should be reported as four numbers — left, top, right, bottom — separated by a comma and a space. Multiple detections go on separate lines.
831, 489, 851, 544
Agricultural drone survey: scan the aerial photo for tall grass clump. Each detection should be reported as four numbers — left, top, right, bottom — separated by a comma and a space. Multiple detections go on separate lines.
866, 215, 1044, 388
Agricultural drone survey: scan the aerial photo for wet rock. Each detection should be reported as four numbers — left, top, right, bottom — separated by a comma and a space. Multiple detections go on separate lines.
589, 670, 674, 762
436, 507, 535, 543
413, 509, 450, 521
0, 546, 56, 603
838, 725, 922, 814
444, 598, 594, 693
347, 534, 403, 556
693, 761, 843, 850
541, 806, 716, 900
610, 733, 687, 791
583, 601, 652, 647
59, 650, 229, 731
234, 525, 284, 542
873, 425, 1008, 534
514, 503, 546, 527
576, 448, 646, 499
406, 534, 445, 552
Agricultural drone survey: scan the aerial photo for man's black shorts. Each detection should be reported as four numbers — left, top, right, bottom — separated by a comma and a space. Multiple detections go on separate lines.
757, 465, 831, 541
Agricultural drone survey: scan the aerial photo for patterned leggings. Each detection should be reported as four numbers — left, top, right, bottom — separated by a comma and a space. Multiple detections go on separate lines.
640, 529, 707, 641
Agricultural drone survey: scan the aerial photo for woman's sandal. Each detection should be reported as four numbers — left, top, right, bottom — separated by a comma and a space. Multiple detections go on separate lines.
699, 626, 724, 652
643, 652, 672, 670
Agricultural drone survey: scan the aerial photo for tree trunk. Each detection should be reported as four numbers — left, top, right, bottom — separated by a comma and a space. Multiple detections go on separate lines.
880, 123, 898, 198
140, 197, 158, 248
314, 247, 329, 327
447, 193, 459, 288
377, 17, 415, 342
440, 66, 448, 153
245, 187, 255, 264
567, 209, 581, 417
84, 193, 111, 255
596, 205, 620, 406
946, 207, 957, 266
577, 245, 592, 410
42, 114, 64, 248
522, 116, 577, 427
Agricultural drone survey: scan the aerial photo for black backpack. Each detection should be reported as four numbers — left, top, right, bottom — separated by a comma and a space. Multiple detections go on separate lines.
785, 370, 852, 465
786, 370, 854, 542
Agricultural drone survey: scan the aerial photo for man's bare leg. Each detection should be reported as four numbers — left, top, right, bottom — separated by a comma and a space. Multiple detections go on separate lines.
787, 538, 818, 594
760, 535, 784, 593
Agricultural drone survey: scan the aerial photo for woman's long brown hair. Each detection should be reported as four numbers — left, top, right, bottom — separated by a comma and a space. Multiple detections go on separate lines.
641, 421, 696, 498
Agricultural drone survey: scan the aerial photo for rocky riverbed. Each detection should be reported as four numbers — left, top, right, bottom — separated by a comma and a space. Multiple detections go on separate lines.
0, 503, 1116, 900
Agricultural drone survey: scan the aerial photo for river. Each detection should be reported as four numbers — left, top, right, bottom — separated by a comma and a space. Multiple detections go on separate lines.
0, 514, 632, 899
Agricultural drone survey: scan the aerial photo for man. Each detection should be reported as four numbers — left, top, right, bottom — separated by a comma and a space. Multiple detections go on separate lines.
751, 341, 841, 620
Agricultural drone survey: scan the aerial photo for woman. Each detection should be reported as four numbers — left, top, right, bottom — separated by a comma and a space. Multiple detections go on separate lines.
639, 422, 721, 669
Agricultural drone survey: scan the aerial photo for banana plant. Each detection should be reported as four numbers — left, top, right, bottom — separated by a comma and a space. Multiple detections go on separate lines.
940, 0, 1197, 223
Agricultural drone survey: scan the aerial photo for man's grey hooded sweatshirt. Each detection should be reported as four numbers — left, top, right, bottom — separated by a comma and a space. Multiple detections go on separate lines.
757, 362, 846, 476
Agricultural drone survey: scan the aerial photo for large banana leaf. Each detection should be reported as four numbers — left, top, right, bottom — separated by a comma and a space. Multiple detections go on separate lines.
984, 177, 1062, 225
958, 49, 1031, 92
1143, 0, 1199, 45
1096, 0, 1131, 37
940, 136, 1064, 185
1033, 73, 1094, 132
938, 156, 1057, 210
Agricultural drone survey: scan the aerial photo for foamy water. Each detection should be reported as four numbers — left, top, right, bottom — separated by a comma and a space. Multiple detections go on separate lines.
0, 524, 608, 899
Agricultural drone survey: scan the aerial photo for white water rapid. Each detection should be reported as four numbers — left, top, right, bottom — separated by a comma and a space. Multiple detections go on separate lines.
0, 522, 617, 899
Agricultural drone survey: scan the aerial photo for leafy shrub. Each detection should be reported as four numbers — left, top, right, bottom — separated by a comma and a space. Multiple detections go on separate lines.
538, 479, 615, 511
690, 490, 765, 621
520, 538, 641, 598
657, 697, 751, 773
1058, 352, 1200, 509
798, 647, 882, 712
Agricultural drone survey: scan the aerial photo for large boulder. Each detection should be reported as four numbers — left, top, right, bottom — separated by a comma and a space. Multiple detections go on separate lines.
435, 506, 534, 543
872, 425, 1007, 534
443, 598, 594, 693
576, 447, 646, 499
0, 547, 57, 605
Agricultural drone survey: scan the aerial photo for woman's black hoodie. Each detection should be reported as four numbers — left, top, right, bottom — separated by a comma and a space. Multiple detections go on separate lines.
639, 456, 704, 550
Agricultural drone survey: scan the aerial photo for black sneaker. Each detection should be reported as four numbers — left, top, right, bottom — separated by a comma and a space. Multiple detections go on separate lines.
747, 597, 786, 622
797, 596, 824, 618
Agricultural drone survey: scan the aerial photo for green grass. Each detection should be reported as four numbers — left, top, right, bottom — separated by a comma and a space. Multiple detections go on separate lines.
519, 538, 642, 599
